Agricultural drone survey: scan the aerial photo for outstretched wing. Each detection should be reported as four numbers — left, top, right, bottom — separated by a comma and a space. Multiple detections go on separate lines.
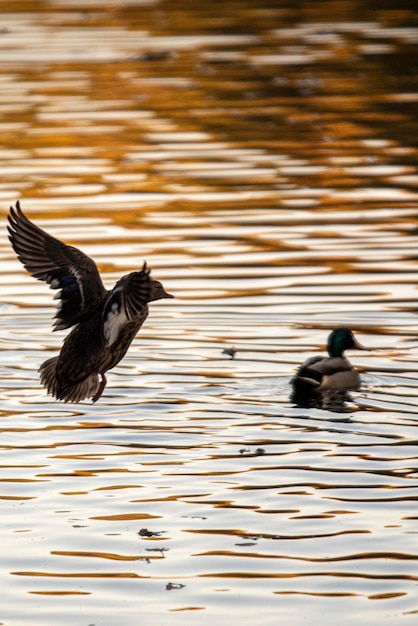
8, 201, 106, 330
102, 264, 151, 346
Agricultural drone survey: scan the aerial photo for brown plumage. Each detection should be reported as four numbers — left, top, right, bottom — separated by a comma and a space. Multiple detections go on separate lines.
8, 201, 173, 402
291, 328, 369, 394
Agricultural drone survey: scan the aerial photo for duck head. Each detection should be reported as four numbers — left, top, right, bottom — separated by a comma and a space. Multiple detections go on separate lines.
149, 279, 174, 302
327, 327, 368, 358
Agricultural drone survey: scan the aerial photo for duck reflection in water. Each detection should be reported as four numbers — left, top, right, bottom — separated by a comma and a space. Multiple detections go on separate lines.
8, 202, 173, 403
290, 328, 369, 411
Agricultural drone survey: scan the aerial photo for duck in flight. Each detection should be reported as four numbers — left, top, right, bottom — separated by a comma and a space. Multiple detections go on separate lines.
8, 201, 173, 403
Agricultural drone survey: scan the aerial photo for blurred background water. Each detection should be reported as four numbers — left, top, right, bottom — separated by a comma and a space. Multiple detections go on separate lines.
0, 1, 418, 624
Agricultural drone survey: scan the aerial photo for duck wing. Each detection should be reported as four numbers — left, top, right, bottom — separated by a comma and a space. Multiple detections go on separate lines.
8, 201, 106, 330
310, 357, 360, 391
102, 265, 151, 347
294, 356, 353, 387
292, 356, 325, 387
308, 356, 351, 376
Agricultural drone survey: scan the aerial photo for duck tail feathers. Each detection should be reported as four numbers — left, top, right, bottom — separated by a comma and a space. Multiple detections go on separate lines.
293, 374, 322, 388
291, 362, 323, 389
39, 357, 100, 403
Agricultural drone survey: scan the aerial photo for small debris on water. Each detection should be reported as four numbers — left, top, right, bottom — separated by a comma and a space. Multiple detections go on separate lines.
166, 582, 185, 591
222, 346, 237, 359
138, 528, 164, 537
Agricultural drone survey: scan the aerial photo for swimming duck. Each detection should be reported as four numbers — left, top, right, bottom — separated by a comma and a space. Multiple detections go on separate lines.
8, 201, 173, 403
291, 328, 369, 394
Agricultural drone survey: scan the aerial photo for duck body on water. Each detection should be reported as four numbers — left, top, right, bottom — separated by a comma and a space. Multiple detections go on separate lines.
8, 202, 173, 403
291, 328, 369, 395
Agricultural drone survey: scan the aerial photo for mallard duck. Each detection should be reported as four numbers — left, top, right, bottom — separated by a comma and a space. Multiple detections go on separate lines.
8, 201, 173, 403
291, 328, 369, 394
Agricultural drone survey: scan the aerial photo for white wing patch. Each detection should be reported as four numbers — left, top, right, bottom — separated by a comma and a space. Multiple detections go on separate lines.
103, 300, 128, 347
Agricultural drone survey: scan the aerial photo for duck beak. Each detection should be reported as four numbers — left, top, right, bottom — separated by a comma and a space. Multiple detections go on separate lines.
353, 337, 370, 351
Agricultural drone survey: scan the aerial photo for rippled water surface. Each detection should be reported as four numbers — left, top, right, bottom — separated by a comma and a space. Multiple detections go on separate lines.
0, 1, 418, 624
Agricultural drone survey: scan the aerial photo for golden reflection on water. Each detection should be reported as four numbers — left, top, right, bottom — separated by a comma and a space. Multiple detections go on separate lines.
0, 0, 418, 625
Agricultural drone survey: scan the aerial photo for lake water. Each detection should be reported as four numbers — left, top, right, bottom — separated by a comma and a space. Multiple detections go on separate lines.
0, 1, 418, 625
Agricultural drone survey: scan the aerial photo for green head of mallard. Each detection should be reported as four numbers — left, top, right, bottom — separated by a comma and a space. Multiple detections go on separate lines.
327, 328, 368, 358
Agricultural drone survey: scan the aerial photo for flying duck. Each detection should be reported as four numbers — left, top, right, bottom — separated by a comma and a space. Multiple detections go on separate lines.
8, 201, 173, 402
